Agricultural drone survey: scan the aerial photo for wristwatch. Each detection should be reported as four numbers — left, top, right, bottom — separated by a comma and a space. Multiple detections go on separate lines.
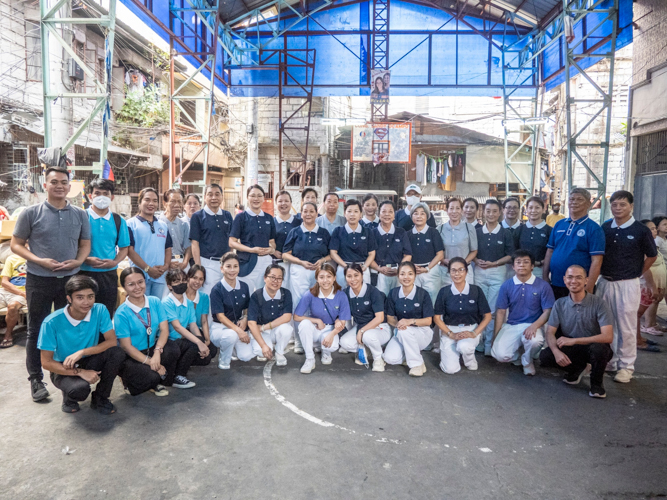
154, 346, 164, 353
144, 265, 150, 272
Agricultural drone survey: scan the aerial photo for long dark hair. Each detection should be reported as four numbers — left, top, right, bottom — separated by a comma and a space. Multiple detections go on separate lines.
309, 263, 341, 297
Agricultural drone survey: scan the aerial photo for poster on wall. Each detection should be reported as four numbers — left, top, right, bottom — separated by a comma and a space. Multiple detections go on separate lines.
351, 122, 412, 163
370, 69, 390, 105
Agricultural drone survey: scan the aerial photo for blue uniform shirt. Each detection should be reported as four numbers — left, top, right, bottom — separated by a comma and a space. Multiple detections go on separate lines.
114, 295, 166, 350
37, 304, 114, 363
386, 285, 434, 320
282, 224, 331, 263
496, 274, 555, 325
434, 283, 491, 326
127, 215, 173, 283
345, 283, 385, 328
600, 217, 657, 280
294, 289, 351, 324
373, 224, 412, 266
188, 207, 233, 259
360, 216, 381, 231
547, 215, 605, 287
274, 215, 300, 253
394, 207, 437, 232
408, 226, 445, 265
192, 290, 210, 329
230, 209, 277, 274
210, 278, 250, 324
247, 287, 293, 324
330, 223, 378, 263
80, 208, 130, 272
162, 293, 197, 340
476, 224, 515, 263
514, 221, 552, 263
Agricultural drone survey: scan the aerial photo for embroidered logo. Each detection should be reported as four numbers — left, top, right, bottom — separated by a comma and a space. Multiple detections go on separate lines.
469, 299, 475, 303
364, 301, 370, 305
498, 240, 503, 244
395, 238, 401, 242
627, 235, 634, 240
265, 221, 270, 224
577, 229, 585, 237
242, 294, 246, 298
224, 220, 229, 224
414, 303, 420, 307
361, 236, 367, 240
317, 237, 323, 241
541, 234, 547, 237
425, 239, 431, 243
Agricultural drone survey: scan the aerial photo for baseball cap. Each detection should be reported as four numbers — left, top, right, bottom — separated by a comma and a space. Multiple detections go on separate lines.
405, 184, 422, 195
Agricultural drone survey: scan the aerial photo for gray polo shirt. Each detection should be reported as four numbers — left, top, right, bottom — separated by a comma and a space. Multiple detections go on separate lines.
158, 214, 191, 257
438, 221, 478, 260
13, 201, 91, 277
316, 214, 346, 235
547, 292, 613, 338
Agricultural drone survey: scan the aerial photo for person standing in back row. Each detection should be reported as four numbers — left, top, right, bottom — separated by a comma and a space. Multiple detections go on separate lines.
159, 189, 192, 271
12, 166, 91, 402
513, 196, 552, 279
395, 184, 436, 231
546, 202, 565, 227
316, 192, 346, 235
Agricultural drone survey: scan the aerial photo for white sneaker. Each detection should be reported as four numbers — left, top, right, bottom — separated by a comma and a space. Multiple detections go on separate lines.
293, 345, 304, 354
409, 364, 424, 377
275, 353, 287, 366
465, 359, 478, 371
523, 361, 536, 376
432, 346, 440, 354
150, 384, 169, 397
372, 358, 385, 372
172, 375, 196, 389
642, 325, 664, 336
218, 358, 230, 370
338, 347, 349, 354
300, 358, 315, 374
321, 352, 333, 365
614, 368, 633, 383
257, 356, 267, 362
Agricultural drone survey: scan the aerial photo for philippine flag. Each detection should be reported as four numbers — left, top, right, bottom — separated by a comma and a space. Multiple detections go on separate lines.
102, 159, 114, 181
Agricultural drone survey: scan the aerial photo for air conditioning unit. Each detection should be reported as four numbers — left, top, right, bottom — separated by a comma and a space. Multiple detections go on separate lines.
68, 59, 84, 80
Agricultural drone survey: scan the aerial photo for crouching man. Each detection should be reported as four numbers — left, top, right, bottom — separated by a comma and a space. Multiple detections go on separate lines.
540, 265, 614, 398
38, 275, 125, 414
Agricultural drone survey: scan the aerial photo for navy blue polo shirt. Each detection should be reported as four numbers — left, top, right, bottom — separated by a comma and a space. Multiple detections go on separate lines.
282, 224, 331, 263
345, 284, 385, 328
547, 215, 605, 287
496, 274, 555, 325
231, 209, 277, 266
408, 226, 445, 265
434, 283, 491, 326
247, 287, 293, 324
386, 285, 434, 320
394, 208, 437, 232
476, 224, 515, 262
188, 207, 233, 259
330, 224, 378, 263
373, 224, 412, 266
274, 215, 300, 253
360, 216, 381, 231
210, 278, 250, 324
600, 217, 657, 280
514, 221, 552, 263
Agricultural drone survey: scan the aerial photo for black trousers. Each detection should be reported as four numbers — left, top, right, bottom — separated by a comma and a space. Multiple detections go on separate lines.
163, 338, 199, 386
190, 334, 218, 367
119, 341, 180, 396
540, 342, 613, 387
50, 346, 125, 402
78, 270, 119, 319
26, 273, 69, 381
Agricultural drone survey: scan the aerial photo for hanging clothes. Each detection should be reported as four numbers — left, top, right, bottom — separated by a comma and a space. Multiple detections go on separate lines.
416, 154, 426, 184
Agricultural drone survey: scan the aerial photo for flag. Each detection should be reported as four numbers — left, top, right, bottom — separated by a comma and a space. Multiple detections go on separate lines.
103, 159, 114, 181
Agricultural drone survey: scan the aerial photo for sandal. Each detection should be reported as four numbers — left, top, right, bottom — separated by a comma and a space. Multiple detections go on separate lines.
638, 344, 661, 353
645, 339, 659, 346
0, 338, 13, 348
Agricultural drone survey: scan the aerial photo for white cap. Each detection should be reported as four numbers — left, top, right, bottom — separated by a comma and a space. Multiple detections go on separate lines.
405, 184, 422, 195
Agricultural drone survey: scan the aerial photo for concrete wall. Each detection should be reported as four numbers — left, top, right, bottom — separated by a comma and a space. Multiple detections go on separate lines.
632, 0, 667, 86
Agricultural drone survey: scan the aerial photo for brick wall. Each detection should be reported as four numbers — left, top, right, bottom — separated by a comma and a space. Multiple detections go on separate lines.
632, 0, 667, 85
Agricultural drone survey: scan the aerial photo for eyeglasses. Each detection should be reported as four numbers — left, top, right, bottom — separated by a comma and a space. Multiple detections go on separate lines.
450, 268, 466, 274
266, 275, 283, 281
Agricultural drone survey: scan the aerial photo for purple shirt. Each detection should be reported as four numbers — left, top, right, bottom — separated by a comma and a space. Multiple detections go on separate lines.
496, 274, 555, 325
294, 289, 351, 325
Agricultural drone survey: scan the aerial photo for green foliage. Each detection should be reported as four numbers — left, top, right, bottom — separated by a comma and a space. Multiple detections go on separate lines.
115, 84, 169, 127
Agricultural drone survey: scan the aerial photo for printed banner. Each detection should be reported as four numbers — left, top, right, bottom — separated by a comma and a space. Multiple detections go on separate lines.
370, 69, 390, 105
351, 122, 412, 163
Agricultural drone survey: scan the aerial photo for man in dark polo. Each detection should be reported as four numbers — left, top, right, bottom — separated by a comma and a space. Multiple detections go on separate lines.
540, 265, 614, 398
11, 166, 91, 402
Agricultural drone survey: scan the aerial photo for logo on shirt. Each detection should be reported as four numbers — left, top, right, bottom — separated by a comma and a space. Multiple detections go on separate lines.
266, 221, 270, 224
334, 305, 340, 310
395, 238, 401, 242
361, 236, 367, 240
414, 303, 420, 307
425, 239, 431, 243
533, 292, 538, 296
497, 240, 503, 244
317, 237, 323, 241
364, 301, 370, 305
469, 299, 475, 303
242, 294, 246, 298
627, 235, 635, 240
577, 229, 586, 237
224, 221, 229, 224
541, 234, 547, 237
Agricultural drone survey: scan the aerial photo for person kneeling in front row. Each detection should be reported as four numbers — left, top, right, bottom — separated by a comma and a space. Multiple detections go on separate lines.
540, 265, 614, 398
491, 249, 555, 375
247, 264, 294, 367
433, 258, 492, 374
38, 275, 125, 414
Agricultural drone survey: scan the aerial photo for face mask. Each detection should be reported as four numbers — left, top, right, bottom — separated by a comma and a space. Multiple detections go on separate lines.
406, 196, 420, 207
553, 207, 560, 214
92, 196, 111, 210
172, 283, 188, 295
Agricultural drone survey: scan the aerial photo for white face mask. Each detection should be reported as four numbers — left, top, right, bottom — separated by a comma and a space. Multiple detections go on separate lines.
92, 196, 111, 210
406, 195, 420, 207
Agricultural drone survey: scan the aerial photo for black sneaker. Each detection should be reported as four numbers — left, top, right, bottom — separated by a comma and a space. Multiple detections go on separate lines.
563, 365, 590, 385
589, 386, 607, 399
90, 392, 116, 415
30, 379, 49, 402
172, 375, 196, 389
61, 399, 80, 413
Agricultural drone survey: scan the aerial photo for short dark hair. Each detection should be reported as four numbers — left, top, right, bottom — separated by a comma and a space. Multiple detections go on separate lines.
165, 269, 187, 286
463, 197, 478, 209
275, 190, 292, 202
610, 190, 633, 204
640, 219, 652, 225
398, 261, 417, 275
301, 202, 318, 214
185, 193, 201, 204
362, 193, 379, 205
66, 275, 98, 297
484, 199, 502, 210
120, 267, 146, 288
447, 257, 468, 273
526, 196, 544, 209
186, 264, 206, 282
512, 249, 535, 266
503, 197, 520, 209
264, 264, 285, 278
344, 263, 364, 277
45, 166, 69, 180
323, 192, 340, 203
446, 197, 462, 209
379, 200, 396, 212
301, 187, 317, 200
221, 252, 239, 265
344, 199, 362, 212
652, 216, 667, 227
88, 178, 115, 195
247, 184, 265, 196
163, 188, 184, 203
205, 183, 223, 195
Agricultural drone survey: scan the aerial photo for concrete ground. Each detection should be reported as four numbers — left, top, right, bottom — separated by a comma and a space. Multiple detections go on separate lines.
1, 322, 667, 500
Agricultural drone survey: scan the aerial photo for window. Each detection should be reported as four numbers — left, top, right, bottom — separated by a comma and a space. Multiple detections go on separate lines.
636, 130, 667, 175
25, 21, 42, 81
286, 161, 319, 188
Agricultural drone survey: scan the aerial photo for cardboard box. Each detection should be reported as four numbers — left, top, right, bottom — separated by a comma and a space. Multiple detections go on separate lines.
0, 220, 16, 240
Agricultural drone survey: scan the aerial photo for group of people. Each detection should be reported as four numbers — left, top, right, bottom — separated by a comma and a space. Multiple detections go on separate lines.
7, 165, 662, 415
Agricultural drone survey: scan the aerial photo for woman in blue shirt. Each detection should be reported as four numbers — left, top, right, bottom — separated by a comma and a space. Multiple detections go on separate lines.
408, 202, 445, 305
116, 267, 179, 397
209, 253, 252, 369
383, 261, 434, 377
184, 264, 218, 365
339, 264, 390, 372
294, 263, 351, 374
273, 190, 300, 290
230, 184, 276, 294
361, 193, 381, 230
371, 201, 412, 295
330, 199, 377, 287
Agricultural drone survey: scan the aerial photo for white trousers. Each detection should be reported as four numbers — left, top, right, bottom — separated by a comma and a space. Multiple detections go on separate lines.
474, 265, 507, 351
200, 257, 222, 296
251, 323, 293, 357
336, 265, 371, 288
491, 322, 544, 366
439, 324, 480, 374
210, 323, 256, 365
339, 323, 392, 360
278, 261, 291, 290
440, 265, 474, 287
415, 265, 442, 305
239, 255, 273, 295
532, 266, 543, 279
298, 320, 339, 359
376, 272, 399, 296
596, 277, 640, 372
289, 264, 318, 348
383, 326, 433, 368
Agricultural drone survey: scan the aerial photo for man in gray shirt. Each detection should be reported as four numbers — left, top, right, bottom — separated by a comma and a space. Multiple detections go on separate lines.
11, 167, 91, 402
158, 188, 191, 270
540, 264, 614, 399
316, 192, 346, 235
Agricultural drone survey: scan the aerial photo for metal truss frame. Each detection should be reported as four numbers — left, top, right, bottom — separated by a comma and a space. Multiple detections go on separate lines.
371, 0, 389, 121
40, 0, 116, 171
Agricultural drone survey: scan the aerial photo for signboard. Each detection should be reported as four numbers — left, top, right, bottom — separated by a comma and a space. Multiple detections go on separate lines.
351, 122, 412, 163
370, 69, 390, 105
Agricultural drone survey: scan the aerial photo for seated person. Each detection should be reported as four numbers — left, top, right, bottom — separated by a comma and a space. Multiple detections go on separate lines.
540, 265, 614, 398
184, 265, 218, 365
0, 253, 27, 349
37, 276, 125, 414
433, 257, 492, 374
247, 264, 294, 367
115, 267, 179, 397
491, 249, 555, 376
294, 263, 351, 374
161, 269, 211, 388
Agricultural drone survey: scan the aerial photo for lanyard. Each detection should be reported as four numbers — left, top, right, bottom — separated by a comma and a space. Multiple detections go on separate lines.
132, 309, 152, 336
322, 298, 338, 324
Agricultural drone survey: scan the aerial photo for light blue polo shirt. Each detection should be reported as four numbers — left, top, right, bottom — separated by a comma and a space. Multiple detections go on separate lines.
80, 208, 131, 272
127, 215, 173, 284
114, 295, 166, 350
162, 293, 197, 340
37, 304, 113, 362
192, 290, 210, 329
